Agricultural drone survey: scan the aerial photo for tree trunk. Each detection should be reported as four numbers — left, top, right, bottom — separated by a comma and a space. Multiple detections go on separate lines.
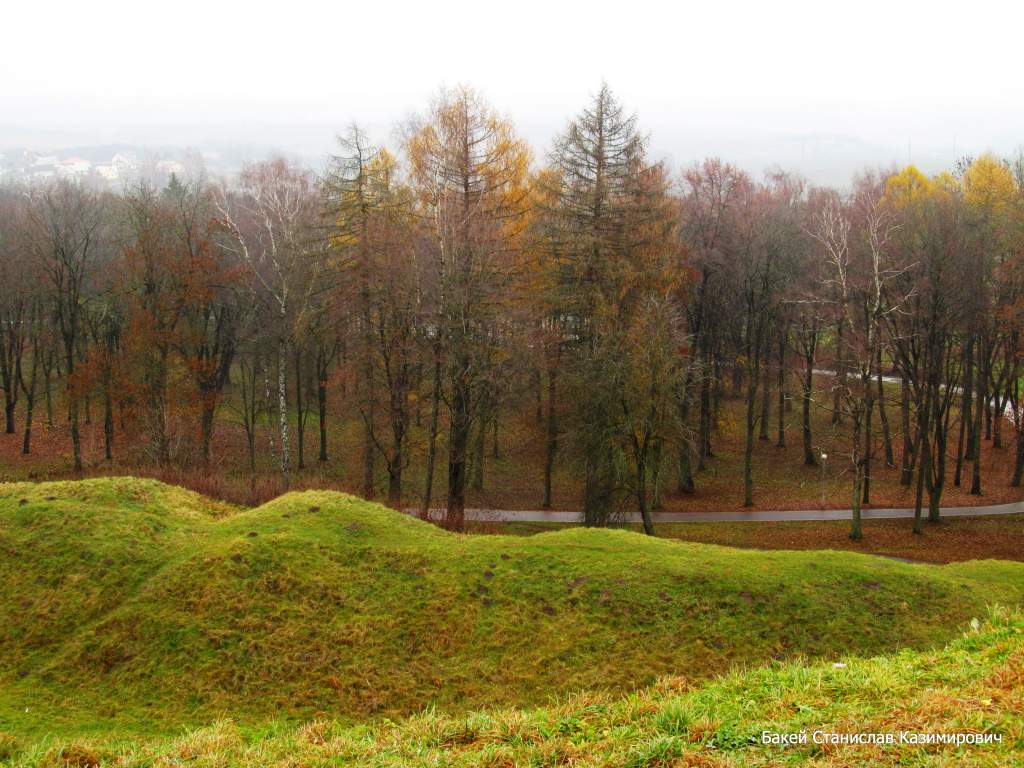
22, 396, 34, 455
2, 310, 24, 432
20, 355, 38, 456
420, 353, 442, 519
929, 392, 947, 524
970, 357, 986, 496
876, 348, 894, 467
262, 354, 277, 467
776, 327, 787, 448
103, 384, 114, 462
533, 367, 543, 423
958, 340, 976, 475
382, 344, 409, 509
583, 409, 616, 527
246, 425, 256, 474
862, 372, 874, 505
471, 392, 486, 492
414, 362, 422, 427
1013, 422, 1024, 487
802, 347, 816, 466
832, 319, 845, 426
637, 471, 654, 536
64, 337, 82, 472
678, 442, 695, 492
634, 436, 654, 536
317, 377, 328, 463
43, 355, 53, 428
913, 382, 932, 535
69, 394, 82, 472
294, 347, 305, 471
446, 361, 471, 532
900, 374, 915, 486
743, 345, 759, 508
928, 482, 942, 522
712, 359, 723, 440
1013, 380, 1023, 487
759, 355, 771, 441
143, 347, 172, 467
850, 465, 863, 540
698, 373, 712, 469
743, 400, 756, 505
277, 337, 291, 487
993, 389, 1006, 449
240, 360, 259, 475
543, 366, 557, 508
362, 355, 375, 499
651, 437, 664, 511
850, 442, 863, 540
387, 435, 403, 507
200, 402, 216, 464
491, 405, 500, 459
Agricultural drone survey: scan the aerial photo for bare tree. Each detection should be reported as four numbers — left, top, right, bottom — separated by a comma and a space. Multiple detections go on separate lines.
26, 180, 108, 472
810, 183, 904, 539
217, 158, 322, 486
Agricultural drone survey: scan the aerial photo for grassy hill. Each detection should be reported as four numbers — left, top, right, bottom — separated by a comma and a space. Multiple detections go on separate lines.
0, 477, 1022, 744
4, 609, 1022, 766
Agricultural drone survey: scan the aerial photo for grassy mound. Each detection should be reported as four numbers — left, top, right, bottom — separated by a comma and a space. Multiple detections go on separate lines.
1, 477, 1022, 741
5, 609, 1022, 766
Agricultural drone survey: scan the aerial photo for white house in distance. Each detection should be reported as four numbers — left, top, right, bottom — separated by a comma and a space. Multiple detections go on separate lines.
0, 147, 202, 188
112, 152, 138, 173
30, 154, 58, 180
57, 157, 92, 177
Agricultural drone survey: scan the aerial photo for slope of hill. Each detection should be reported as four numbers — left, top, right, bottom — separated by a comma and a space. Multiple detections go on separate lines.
5, 610, 1022, 766
0, 477, 1022, 741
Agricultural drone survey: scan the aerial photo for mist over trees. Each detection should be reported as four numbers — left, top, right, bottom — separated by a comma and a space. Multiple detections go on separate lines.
2, 83, 1024, 539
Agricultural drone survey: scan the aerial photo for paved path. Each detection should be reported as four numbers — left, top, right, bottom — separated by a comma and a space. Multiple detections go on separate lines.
415, 500, 1024, 524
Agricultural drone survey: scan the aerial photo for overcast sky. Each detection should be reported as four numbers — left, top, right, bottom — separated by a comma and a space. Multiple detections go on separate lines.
3, 0, 1023, 185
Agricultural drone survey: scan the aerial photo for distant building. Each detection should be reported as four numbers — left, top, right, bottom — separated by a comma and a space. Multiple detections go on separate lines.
58, 157, 92, 177
112, 152, 138, 172
156, 159, 186, 177
96, 164, 119, 182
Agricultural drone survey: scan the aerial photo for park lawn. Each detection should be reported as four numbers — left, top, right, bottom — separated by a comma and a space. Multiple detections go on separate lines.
3, 608, 1022, 766
1, 477, 1023, 746
486, 513, 1024, 564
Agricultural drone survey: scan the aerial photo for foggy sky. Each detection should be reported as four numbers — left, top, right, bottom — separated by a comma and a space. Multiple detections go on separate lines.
3, 0, 1023, 186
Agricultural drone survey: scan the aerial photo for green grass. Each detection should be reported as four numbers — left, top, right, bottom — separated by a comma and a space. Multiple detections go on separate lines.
1, 478, 1023, 749
4, 608, 1022, 766
484, 514, 1024, 564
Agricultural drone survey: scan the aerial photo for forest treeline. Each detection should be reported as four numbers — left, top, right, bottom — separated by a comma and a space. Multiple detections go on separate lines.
1, 84, 1023, 538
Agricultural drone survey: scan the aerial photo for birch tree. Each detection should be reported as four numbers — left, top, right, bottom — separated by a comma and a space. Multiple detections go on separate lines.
810, 183, 903, 539
217, 158, 321, 485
